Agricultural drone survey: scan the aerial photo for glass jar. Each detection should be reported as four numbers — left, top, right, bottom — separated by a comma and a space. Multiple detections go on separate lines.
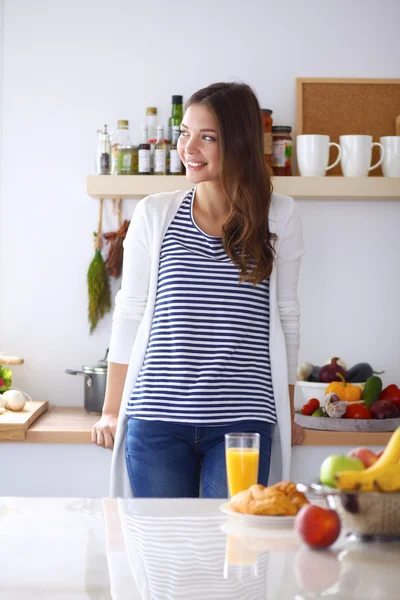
261, 109, 273, 170
272, 126, 292, 176
95, 125, 112, 175
111, 120, 130, 175
117, 145, 139, 175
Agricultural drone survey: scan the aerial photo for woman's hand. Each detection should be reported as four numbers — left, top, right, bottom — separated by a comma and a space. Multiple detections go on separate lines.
91, 413, 118, 450
291, 420, 305, 446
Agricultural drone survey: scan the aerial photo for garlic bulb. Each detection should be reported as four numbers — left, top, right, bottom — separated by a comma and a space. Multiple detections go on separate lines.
0, 394, 6, 408
324, 392, 347, 418
2, 389, 26, 411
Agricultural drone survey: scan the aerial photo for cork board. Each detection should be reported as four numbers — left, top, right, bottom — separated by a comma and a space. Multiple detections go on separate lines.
296, 78, 400, 176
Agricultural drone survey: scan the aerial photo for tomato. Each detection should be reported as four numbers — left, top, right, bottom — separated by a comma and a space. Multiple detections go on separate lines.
301, 398, 320, 416
344, 404, 372, 419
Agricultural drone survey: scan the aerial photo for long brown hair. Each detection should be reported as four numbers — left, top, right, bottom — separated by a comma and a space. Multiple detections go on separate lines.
185, 82, 276, 285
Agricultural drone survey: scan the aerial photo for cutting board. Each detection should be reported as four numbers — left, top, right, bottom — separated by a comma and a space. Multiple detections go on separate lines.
0, 401, 49, 440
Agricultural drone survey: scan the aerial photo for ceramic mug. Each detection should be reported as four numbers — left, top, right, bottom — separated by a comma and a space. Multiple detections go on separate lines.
340, 135, 384, 177
380, 136, 400, 177
296, 134, 341, 176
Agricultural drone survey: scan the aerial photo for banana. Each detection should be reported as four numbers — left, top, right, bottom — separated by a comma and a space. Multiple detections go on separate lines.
335, 463, 400, 492
364, 426, 400, 473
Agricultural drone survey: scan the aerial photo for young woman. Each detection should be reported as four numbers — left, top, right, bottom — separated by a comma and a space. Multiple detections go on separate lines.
92, 82, 305, 498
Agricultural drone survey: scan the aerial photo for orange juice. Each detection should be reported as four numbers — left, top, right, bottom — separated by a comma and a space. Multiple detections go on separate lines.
226, 447, 259, 496
225, 534, 257, 566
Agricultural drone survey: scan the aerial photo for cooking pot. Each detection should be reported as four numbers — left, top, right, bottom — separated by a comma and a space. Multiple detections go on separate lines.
65, 350, 108, 414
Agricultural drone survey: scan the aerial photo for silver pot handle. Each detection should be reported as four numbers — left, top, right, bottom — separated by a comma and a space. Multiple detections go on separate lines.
65, 369, 93, 388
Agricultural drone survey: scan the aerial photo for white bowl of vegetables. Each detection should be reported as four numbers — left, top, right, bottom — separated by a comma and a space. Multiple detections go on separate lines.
295, 358, 367, 406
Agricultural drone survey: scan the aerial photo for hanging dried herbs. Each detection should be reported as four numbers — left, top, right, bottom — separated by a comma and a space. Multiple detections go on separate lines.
104, 219, 130, 278
87, 198, 111, 333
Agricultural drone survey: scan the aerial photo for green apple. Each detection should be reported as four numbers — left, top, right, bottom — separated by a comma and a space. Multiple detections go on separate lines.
320, 455, 365, 488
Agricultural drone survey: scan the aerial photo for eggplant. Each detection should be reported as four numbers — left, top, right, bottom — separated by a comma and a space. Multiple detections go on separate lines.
308, 365, 322, 382
346, 362, 384, 383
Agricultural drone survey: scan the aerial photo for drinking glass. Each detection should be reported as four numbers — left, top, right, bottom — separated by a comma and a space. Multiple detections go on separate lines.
225, 432, 260, 498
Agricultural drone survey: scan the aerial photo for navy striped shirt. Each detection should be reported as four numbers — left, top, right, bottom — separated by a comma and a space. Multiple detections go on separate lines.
127, 188, 276, 425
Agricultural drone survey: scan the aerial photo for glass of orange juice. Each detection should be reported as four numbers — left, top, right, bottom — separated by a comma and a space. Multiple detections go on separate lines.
225, 433, 260, 497
223, 534, 258, 580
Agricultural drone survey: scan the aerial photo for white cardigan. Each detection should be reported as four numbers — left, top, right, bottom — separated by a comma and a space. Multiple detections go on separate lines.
108, 189, 304, 497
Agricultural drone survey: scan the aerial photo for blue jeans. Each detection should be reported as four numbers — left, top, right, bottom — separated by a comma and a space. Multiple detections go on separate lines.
126, 418, 273, 498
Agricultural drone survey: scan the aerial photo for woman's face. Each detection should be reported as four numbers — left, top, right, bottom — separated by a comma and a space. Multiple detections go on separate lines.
178, 103, 221, 184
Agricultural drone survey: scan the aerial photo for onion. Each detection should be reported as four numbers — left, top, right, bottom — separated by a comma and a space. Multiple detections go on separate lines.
319, 358, 347, 383
2, 389, 26, 411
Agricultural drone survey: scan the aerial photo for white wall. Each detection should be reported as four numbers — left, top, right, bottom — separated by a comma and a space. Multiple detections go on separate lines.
1, 0, 400, 408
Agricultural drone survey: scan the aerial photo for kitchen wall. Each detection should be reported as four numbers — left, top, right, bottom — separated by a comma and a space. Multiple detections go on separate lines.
0, 0, 399, 408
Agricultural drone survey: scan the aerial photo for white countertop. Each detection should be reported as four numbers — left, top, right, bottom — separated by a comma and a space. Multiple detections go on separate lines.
0, 496, 399, 599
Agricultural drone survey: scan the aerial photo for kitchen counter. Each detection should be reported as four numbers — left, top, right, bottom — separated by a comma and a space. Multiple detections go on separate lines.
8, 405, 394, 446
0, 496, 399, 599
0, 407, 389, 497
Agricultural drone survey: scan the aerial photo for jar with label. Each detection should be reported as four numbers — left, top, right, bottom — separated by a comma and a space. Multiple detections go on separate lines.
154, 126, 167, 175
111, 120, 130, 175
138, 125, 151, 174
117, 145, 138, 175
169, 125, 183, 174
272, 126, 292, 176
261, 109, 273, 169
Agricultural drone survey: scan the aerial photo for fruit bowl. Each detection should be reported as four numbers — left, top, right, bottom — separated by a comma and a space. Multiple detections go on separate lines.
296, 381, 329, 404
298, 482, 400, 540
296, 380, 365, 405
294, 412, 400, 432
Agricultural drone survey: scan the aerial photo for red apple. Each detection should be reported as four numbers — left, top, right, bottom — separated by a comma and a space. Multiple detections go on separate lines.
347, 447, 378, 468
294, 545, 340, 592
295, 504, 341, 549
376, 449, 385, 458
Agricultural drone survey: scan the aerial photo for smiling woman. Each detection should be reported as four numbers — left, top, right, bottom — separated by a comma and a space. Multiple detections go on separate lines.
178, 107, 220, 181
92, 81, 305, 499
177, 83, 277, 283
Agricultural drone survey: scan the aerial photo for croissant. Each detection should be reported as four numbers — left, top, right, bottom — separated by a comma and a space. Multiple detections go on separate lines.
228, 482, 309, 516
271, 481, 309, 509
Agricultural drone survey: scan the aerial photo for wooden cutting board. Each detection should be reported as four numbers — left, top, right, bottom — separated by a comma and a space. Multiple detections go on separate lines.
0, 401, 49, 440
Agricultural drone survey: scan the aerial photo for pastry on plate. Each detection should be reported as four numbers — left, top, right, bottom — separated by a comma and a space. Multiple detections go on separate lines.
228, 482, 308, 516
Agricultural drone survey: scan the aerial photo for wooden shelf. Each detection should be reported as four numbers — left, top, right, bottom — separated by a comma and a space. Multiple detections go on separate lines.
87, 175, 400, 199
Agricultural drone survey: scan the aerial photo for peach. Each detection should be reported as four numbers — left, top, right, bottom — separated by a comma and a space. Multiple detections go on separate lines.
295, 504, 341, 549
347, 447, 378, 468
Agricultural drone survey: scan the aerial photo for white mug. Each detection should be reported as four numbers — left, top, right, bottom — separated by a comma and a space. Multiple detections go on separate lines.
296, 135, 341, 176
340, 135, 384, 177
380, 136, 400, 177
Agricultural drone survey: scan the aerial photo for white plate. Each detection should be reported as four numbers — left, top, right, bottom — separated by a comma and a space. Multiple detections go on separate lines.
219, 503, 296, 528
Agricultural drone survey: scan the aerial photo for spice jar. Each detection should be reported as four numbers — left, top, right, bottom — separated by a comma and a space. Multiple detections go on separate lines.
117, 145, 139, 175
272, 126, 292, 176
95, 125, 112, 175
261, 109, 273, 170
